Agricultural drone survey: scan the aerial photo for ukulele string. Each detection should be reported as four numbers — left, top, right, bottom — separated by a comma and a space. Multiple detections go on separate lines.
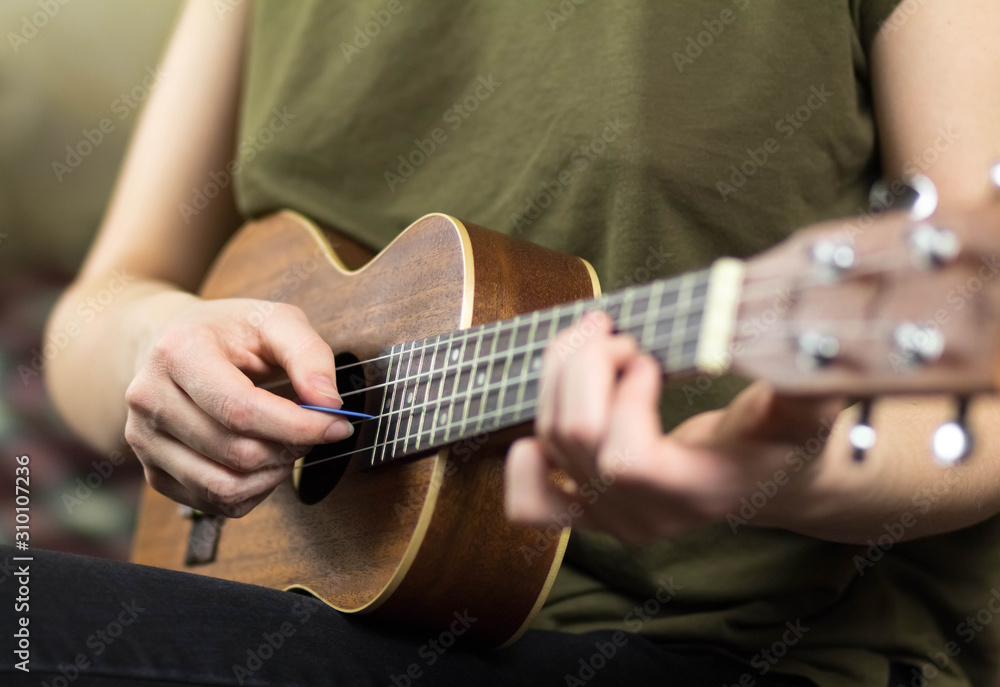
289, 318, 890, 472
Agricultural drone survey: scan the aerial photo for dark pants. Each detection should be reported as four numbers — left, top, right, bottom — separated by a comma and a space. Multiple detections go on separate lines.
1, 545, 915, 686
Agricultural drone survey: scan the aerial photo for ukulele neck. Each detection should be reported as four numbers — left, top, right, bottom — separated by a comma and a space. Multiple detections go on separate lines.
371, 259, 745, 464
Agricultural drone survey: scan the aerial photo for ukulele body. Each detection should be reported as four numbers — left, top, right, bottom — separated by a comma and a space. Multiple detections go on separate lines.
131, 211, 599, 646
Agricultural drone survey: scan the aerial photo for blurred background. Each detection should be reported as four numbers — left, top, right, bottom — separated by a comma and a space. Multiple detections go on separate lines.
0, 0, 183, 559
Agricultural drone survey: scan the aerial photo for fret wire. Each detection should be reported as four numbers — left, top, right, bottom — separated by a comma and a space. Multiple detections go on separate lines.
473, 321, 503, 434
388, 341, 416, 462
667, 274, 697, 371
616, 288, 634, 333
426, 332, 454, 448
371, 344, 396, 466
311, 326, 713, 471
459, 327, 486, 437
402, 337, 429, 454
343, 289, 710, 403
395, 318, 706, 437
641, 280, 666, 349
443, 333, 468, 444
492, 313, 520, 429
514, 310, 541, 420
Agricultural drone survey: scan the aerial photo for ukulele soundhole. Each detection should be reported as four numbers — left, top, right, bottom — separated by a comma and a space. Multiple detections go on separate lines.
295, 352, 366, 505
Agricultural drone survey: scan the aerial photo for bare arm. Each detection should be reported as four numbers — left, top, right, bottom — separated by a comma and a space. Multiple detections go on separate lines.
44, 0, 353, 517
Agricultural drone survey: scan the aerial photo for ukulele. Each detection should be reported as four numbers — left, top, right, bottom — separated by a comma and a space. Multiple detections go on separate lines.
132, 180, 1000, 646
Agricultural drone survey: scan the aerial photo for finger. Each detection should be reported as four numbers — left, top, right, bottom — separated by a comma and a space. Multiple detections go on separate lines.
135, 378, 308, 473
252, 304, 342, 408
602, 353, 664, 478
140, 429, 293, 515
554, 319, 638, 462
537, 311, 609, 448
142, 464, 273, 519
505, 438, 583, 526
163, 341, 354, 446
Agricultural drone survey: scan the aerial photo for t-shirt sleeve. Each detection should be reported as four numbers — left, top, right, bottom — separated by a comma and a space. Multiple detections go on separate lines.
851, 0, 906, 54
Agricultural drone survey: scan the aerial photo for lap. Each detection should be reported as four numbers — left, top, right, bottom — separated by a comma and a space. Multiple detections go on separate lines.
0, 545, 816, 686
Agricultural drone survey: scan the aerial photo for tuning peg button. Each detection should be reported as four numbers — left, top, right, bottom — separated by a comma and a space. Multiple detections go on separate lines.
849, 400, 876, 462
909, 223, 960, 269
932, 398, 973, 466
893, 323, 944, 365
810, 241, 855, 282
796, 331, 840, 369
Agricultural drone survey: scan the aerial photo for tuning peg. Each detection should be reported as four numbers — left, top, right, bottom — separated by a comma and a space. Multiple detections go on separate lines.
932, 397, 973, 466
796, 330, 840, 368
893, 323, 945, 365
848, 399, 876, 462
909, 223, 960, 269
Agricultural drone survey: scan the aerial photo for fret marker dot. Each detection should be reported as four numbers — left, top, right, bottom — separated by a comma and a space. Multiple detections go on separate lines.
406, 391, 414, 404
531, 357, 541, 371
438, 413, 447, 425
476, 372, 486, 386
450, 349, 459, 362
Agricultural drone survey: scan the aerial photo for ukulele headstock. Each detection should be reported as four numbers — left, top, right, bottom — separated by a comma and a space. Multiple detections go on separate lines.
730, 172, 1000, 462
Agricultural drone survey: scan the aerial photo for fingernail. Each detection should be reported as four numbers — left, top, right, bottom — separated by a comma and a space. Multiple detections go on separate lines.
324, 419, 354, 442
312, 374, 341, 403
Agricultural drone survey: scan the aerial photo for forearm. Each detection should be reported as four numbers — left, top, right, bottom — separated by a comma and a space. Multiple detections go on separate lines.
762, 396, 1000, 544
45, 278, 199, 452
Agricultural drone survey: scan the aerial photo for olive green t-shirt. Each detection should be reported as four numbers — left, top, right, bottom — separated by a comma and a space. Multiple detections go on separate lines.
234, 2, 1000, 686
